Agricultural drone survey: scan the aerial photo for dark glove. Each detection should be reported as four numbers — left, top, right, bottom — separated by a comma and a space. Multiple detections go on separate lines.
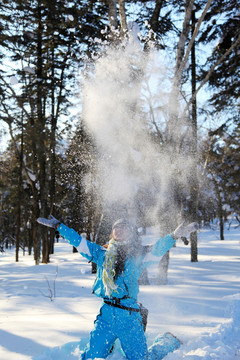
181, 236, 189, 246
173, 222, 198, 240
37, 215, 60, 230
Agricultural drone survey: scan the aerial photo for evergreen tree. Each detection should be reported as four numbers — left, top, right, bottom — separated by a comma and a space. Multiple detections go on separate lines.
60, 123, 99, 239
0, 0, 108, 263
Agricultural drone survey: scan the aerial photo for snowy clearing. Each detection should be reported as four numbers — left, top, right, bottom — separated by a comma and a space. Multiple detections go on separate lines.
0, 225, 240, 360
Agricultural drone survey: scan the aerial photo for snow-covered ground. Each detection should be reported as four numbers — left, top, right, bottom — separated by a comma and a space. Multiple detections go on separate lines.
0, 224, 240, 360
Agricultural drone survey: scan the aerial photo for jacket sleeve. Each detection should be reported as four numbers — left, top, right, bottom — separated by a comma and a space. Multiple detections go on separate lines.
58, 223, 103, 263
142, 234, 176, 268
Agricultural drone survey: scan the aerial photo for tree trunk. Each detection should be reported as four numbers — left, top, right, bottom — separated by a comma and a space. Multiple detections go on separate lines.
138, 268, 150, 285
218, 192, 224, 240
118, 0, 127, 36
36, 1, 49, 264
213, 179, 224, 240
149, 0, 164, 33
158, 0, 195, 281
49, 0, 57, 256
220, 216, 224, 241
15, 113, 24, 262
30, 173, 41, 264
49, 68, 56, 256
27, 227, 32, 256
33, 217, 40, 265
108, 0, 118, 30
157, 251, 169, 285
190, 7, 198, 262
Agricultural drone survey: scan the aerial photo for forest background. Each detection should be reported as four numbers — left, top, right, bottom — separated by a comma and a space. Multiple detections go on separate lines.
0, 0, 239, 281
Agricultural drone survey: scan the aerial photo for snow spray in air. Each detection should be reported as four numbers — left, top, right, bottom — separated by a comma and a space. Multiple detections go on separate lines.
82, 24, 196, 230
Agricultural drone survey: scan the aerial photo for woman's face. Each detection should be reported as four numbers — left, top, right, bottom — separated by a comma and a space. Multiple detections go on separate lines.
112, 224, 132, 242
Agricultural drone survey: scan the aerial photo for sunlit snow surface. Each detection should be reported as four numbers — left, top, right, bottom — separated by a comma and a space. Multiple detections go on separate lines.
0, 224, 240, 359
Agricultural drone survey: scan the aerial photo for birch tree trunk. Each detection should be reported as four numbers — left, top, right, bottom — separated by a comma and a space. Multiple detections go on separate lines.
157, 0, 195, 284
158, 0, 216, 281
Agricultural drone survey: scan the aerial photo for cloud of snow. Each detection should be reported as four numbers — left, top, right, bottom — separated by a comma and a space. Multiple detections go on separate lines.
81, 27, 194, 229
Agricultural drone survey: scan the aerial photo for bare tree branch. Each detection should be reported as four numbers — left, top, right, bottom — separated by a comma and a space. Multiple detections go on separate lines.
178, 0, 214, 83
0, 76, 31, 122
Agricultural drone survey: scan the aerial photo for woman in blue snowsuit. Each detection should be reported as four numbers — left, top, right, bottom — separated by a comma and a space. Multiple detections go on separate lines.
37, 216, 197, 360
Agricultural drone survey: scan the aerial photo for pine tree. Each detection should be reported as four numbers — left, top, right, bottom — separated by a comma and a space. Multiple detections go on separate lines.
60, 123, 100, 243
0, 0, 108, 263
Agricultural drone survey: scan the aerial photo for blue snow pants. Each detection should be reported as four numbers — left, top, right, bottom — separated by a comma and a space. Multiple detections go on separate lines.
81, 301, 148, 360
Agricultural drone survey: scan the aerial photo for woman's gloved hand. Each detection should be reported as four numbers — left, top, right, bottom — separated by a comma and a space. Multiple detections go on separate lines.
172, 222, 199, 240
37, 215, 60, 230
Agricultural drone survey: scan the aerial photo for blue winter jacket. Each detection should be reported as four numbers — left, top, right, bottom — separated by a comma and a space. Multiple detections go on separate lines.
58, 224, 176, 301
